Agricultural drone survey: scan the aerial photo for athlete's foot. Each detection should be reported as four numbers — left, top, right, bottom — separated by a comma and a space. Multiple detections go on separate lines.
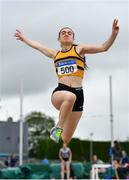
50, 126, 63, 143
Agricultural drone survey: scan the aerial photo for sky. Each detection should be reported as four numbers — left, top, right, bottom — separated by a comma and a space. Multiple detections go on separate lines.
0, 0, 129, 141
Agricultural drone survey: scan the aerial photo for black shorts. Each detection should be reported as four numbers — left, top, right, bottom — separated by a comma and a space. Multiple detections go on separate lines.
62, 157, 69, 162
52, 83, 84, 111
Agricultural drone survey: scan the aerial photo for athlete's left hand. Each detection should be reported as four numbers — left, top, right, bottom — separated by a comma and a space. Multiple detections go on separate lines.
112, 18, 119, 35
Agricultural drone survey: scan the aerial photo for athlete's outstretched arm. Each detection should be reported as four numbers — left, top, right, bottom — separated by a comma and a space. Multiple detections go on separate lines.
78, 19, 119, 55
14, 29, 57, 59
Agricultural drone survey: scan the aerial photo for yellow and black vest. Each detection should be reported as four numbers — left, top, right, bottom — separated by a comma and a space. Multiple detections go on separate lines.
54, 45, 85, 79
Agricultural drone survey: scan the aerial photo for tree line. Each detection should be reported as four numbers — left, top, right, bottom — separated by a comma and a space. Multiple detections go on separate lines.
25, 111, 129, 162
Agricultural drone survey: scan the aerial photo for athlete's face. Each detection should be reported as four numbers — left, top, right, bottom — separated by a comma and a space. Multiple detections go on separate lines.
59, 28, 74, 45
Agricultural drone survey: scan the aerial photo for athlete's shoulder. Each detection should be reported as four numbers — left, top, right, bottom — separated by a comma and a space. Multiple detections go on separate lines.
74, 44, 85, 58
53, 50, 61, 59
75, 44, 84, 52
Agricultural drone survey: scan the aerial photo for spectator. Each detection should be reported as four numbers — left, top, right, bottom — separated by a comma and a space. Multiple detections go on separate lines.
59, 143, 72, 179
111, 141, 123, 162
10, 153, 18, 167
92, 154, 104, 164
121, 150, 129, 165
90, 155, 105, 178
41, 157, 49, 165
114, 159, 129, 179
4, 157, 9, 167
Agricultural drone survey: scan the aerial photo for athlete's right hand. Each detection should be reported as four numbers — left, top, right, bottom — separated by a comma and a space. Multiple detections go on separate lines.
14, 29, 25, 41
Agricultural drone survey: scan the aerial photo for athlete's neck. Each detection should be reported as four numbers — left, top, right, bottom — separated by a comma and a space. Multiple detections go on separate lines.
61, 44, 72, 52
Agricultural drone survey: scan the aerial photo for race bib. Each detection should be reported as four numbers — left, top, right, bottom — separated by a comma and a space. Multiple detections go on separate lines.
57, 60, 77, 75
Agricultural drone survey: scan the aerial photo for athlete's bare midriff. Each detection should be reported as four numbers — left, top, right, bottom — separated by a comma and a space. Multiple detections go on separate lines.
58, 76, 83, 88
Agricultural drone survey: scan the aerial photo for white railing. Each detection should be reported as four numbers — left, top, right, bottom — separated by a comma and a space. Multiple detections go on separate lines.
91, 164, 112, 179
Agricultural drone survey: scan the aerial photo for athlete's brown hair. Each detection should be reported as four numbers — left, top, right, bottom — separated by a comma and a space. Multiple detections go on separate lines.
58, 27, 74, 40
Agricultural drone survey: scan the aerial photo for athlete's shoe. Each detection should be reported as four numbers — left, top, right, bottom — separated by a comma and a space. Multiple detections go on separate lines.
50, 126, 63, 143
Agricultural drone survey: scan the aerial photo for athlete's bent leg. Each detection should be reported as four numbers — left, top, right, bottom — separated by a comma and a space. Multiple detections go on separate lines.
51, 91, 76, 128
50, 91, 76, 143
62, 111, 82, 144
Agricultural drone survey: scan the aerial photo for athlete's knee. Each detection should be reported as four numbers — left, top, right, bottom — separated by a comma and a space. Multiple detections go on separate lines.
66, 94, 76, 104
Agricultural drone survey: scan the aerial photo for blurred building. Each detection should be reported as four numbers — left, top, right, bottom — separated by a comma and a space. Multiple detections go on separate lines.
0, 120, 28, 155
